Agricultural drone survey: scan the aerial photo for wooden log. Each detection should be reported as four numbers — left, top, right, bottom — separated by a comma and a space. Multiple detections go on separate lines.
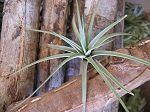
6, 39, 150, 112
0, 0, 40, 111
37, 0, 68, 94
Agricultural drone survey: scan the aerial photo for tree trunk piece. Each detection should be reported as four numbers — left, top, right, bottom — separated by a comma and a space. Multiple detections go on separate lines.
37, 0, 68, 94
0, 0, 40, 112
6, 39, 150, 112
113, 0, 125, 49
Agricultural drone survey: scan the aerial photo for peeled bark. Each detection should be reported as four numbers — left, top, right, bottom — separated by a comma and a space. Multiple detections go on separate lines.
6, 39, 150, 112
0, 0, 40, 111
37, 0, 68, 94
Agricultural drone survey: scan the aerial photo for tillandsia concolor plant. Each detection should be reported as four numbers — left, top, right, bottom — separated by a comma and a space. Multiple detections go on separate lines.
12, 0, 150, 112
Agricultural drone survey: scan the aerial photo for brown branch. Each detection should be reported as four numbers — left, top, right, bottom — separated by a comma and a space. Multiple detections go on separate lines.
6, 39, 150, 112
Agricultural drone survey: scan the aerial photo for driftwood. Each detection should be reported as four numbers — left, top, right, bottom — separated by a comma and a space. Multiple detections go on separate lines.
0, 0, 40, 112
37, 0, 68, 94
6, 39, 150, 112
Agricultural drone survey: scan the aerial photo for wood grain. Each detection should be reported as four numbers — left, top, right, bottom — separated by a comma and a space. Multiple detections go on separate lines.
37, 0, 68, 94
0, 0, 40, 111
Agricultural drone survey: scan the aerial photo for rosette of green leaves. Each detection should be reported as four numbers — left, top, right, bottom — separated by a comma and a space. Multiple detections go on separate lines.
13, 1, 150, 112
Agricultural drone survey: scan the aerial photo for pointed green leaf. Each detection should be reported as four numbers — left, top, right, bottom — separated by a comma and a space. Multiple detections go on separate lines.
48, 44, 76, 53
76, 0, 82, 33
81, 16, 86, 48
87, 0, 100, 44
96, 39, 114, 48
29, 29, 82, 53
95, 60, 134, 96
72, 15, 81, 41
95, 62, 129, 112
87, 33, 129, 53
94, 33, 130, 49
80, 60, 88, 112
72, 15, 86, 53
87, 9, 96, 44
13, 53, 74, 75
76, 0, 86, 53
86, 57, 129, 112
92, 51, 150, 66
12, 53, 83, 111
89, 15, 127, 48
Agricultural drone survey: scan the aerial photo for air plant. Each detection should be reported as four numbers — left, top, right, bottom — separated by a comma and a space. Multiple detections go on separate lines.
13, 0, 150, 112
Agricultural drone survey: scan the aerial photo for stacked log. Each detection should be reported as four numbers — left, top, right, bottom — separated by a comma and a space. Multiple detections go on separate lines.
0, 0, 40, 111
